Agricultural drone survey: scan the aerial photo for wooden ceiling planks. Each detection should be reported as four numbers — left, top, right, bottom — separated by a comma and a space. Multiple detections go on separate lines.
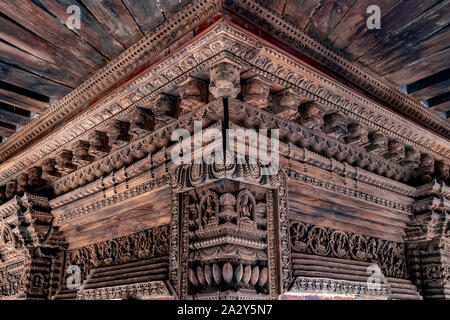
304, 0, 357, 42
0, 61, 72, 98
79, 0, 143, 49
0, 102, 30, 126
357, 1, 450, 77
120, 0, 165, 33
0, 1, 108, 69
36, 0, 125, 59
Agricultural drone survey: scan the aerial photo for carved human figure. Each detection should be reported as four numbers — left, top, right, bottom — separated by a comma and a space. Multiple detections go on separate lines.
242, 76, 271, 108
202, 195, 215, 227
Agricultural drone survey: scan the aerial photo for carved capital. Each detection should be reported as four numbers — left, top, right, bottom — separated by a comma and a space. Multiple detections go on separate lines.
345, 123, 369, 146
365, 132, 387, 155
72, 141, 94, 167
209, 62, 241, 99
151, 94, 177, 127
384, 140, 405, 163
242, 76, 271, 108
179, 77, 207, 111
435, 161, 450, 182
88, 131, 110, 159
270, 88, 300, 119
107, 121, 130, 150
129, 107, 155, 138
297, 102, 324, 130
55, 150, 77, 174
323, 112, 347, 140
41, 159, 61, 182
417, 154, 435, 183
16, 174, 29, 195
402, 147, 420, 169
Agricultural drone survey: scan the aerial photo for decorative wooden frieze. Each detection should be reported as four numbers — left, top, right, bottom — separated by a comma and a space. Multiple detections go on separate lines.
63, 225, 169, 284
242, 76, 271, 108
288, 277, 391, 299
88, 131, 110, 159
289, 221, 408, 279
0, 22, 448, 189
209, 61, 241, 99
224, 0, 450, 137
178, 77, 207, 111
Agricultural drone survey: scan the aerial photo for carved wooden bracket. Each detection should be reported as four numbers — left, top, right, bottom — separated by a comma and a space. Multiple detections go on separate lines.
209, 61, 241, 99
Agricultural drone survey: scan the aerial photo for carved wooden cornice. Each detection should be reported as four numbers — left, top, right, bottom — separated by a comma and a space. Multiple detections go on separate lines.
0, 18, 448, 225
0, 21, 448, 192
224, 0, 450, 137
0, 0, 224, 163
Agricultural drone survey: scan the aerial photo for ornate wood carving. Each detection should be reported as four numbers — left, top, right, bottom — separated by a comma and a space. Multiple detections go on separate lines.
289, 222, 408, 279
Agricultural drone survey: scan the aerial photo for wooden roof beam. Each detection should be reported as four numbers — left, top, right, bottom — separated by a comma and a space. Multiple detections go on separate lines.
0, 80, 48, 112
0, 120, 16, 137
0, 102, 30, 126
407, 68, 450, 102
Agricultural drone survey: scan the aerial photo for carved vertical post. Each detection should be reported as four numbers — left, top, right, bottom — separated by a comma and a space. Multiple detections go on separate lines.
406, 180, 450, 299
169, 160, 290, 300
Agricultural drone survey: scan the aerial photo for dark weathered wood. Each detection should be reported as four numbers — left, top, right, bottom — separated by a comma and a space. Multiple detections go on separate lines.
0, 120, 15, 137
0, 102, 30, 126
121, 0, 165, 33
384, 47, 450, 85
377, 25, 450, 84
343, 0, 439, 59
0, 0, 108, 69
282, 0, 319, 30
0, 88, 47, 112
37, 0, 125, 59
305, 0, 356, 42
0, 61, 71, 99
359, 1, 450, 70
328, 0, 398, 50
410, 78, 450, 102
0, 43, 80, 89
428, 92, 450, 112
0, 14, 94, 80
80, 0, 143, 49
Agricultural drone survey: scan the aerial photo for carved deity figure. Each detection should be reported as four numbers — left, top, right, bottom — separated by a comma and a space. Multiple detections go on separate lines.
240, 194, 253, 220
